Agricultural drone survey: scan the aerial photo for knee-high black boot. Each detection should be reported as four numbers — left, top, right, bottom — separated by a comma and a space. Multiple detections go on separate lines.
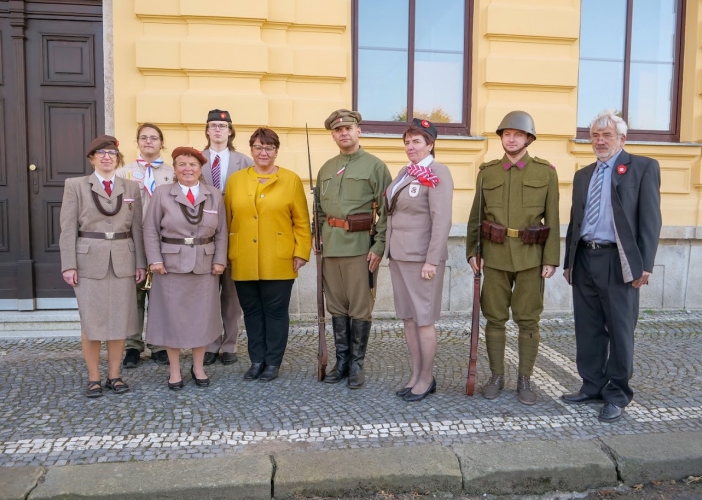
323, 316, 351, 384
347, 319, 372, 389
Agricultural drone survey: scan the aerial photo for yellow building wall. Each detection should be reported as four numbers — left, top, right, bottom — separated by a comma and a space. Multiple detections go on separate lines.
112, 0, 702, 228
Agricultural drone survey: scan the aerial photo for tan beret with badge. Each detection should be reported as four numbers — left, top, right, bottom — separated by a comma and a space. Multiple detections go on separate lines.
325, 109, 362, 130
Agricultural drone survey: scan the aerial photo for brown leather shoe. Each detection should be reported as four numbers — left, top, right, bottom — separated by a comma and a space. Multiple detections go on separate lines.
517, 375, 537, 405
482, 373, 504, 400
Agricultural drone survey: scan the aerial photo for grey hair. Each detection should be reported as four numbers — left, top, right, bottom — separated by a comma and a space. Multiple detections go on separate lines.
590, 110, 628, 136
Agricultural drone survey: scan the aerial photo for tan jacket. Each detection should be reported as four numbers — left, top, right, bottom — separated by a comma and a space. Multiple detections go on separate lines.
384, 161, 454, 265
143, 182, 228, 274
116, 160, 175, 219
59, 174, 146, 278
201, 149, 254, 193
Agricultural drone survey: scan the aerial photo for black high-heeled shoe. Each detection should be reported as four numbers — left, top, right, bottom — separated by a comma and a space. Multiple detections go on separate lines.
403, 378, 436, 402
191, 366, 210, 387
395, 387, 412, 397
168, 377, 184, 390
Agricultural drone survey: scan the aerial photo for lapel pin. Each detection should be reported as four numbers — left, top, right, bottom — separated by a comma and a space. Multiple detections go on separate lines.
617, 164, 627, 175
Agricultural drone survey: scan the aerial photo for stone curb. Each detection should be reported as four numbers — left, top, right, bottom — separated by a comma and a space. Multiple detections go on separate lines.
2, 433, 701, 499
0, 466, 44, 500
601, 431, 702, 485
28, 455, 271, 500
454, 440, 618, 495
273, 445, 462, 498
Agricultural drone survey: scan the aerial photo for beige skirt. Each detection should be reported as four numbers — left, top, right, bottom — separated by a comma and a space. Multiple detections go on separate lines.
389, 259, 446, 327
74, 259, 138, 341
145, 272, 223, 349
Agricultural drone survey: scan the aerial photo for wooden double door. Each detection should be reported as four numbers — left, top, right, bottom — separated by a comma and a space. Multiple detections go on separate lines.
0, 1, 104, 309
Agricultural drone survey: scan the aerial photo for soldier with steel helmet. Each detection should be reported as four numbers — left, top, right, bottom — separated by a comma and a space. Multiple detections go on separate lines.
465, 110, 560, 405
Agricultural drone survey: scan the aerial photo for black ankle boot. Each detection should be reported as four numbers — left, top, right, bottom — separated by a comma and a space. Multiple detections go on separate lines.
347, 319, 371, 389
324, 316, 351, 384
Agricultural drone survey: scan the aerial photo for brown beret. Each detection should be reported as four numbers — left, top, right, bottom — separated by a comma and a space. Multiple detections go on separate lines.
171, 147, 207, 166
86, 135, 119, 158
324, 109, 362, 130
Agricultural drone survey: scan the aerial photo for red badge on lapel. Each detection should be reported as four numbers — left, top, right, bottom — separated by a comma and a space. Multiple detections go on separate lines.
617, 164, 627, 175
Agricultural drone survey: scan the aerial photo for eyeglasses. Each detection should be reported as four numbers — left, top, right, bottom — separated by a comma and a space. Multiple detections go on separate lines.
590, 132, 618, 141
208, 124, 230, 130
138, 135, 160, 142
252, 145, 277, 153
95, 150, 118, 158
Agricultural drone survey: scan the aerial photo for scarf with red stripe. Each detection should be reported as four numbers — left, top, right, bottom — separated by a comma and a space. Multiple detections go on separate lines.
406, 164, 439, 188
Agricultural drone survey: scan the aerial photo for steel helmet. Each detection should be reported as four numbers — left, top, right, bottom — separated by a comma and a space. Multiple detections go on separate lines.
496, 111, 537, 141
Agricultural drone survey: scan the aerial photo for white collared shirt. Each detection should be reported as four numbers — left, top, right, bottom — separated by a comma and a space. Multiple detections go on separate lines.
391, 154, 434, 197
178, 182, 200, 198
93, 171, 116, 189
209, 147, 230, 192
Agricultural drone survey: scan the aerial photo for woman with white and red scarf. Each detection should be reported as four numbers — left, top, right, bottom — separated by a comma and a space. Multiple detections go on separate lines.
116, 123, 175, 368
384, 118, 454, 402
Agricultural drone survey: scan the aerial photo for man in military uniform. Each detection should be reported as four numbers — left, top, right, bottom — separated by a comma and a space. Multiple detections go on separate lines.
466, 111, 560, 404
316, 109, 392, 389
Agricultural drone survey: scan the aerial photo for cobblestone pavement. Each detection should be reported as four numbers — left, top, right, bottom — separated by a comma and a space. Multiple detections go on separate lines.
0, 311, 700, 468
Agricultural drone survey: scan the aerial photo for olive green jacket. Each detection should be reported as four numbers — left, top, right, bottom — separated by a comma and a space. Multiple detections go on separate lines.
315, 147, 392, 257
466, 153, 560, 272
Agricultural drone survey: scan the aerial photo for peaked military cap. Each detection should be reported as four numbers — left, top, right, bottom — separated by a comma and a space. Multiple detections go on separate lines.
207, 109, 232, 123
325, 109, 362, 130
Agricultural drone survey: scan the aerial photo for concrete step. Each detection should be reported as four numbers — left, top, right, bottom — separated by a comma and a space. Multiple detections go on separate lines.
0, 310, 80, 337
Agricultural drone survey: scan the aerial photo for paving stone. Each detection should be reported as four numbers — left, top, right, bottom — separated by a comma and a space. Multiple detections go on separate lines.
273, 445, 462, 498
28, 455, 271, 500
454, 439, 617, 494
601, 431, 702, 485
0, 312, 700, 467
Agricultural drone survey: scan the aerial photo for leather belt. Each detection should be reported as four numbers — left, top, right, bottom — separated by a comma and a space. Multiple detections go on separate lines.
161, 236, 214, 246
326, 216, 350, 231
78, 231, 131, 240
579, 240, 616, 250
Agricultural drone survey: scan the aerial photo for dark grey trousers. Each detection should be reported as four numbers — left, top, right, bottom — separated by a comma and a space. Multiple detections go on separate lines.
572, 245, 639, 407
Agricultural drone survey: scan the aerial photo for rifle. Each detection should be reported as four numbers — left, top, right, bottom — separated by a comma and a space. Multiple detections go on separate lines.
368, 201, 378, 290
307, 124, 328, 382
466, 178, 483, 396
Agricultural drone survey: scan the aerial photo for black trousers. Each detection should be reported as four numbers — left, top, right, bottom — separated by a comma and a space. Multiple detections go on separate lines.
235, 279, 294, 366
572, 246, 639, 407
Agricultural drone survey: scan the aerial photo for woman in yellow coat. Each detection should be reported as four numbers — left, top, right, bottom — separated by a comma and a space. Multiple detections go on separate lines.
226, 127, 312, 382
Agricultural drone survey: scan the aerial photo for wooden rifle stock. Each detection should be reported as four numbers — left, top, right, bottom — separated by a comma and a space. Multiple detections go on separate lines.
466, 178, 483, 396
466, 253, 481, 395
307, 124, 327, 381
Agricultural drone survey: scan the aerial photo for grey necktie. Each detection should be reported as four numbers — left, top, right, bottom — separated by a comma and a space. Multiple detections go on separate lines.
585, 163, 607, 225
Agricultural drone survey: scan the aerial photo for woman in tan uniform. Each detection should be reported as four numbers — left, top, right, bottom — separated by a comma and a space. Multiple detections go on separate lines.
143, 147, 228, 390
59, 135, 147, 398
384, 119, 454, 402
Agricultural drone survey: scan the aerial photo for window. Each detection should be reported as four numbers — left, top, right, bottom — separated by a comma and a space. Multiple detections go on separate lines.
353, 0, 473, 135
577, 0, 685, 141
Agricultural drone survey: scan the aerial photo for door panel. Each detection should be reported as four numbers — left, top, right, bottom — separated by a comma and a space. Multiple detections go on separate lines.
27, 18, 103, 299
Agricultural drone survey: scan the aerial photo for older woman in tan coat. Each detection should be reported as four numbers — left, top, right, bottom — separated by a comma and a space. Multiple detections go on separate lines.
59, 135, 147, 398
385, 119, 453, 402
144, 147, 228, 390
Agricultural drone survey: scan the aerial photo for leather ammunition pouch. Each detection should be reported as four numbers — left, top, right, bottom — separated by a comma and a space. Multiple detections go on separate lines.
480, 220, 506, 243
327, 213, 373, 232
519, 225, 550, 245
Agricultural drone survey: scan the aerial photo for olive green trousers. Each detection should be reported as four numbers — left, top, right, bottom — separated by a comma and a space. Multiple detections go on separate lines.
480, 265, 543, 376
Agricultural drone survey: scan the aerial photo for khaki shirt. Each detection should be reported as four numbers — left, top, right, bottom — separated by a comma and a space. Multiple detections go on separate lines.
315, 147, 392, 257
466, 153, 560, 272
116, 160, 175, 220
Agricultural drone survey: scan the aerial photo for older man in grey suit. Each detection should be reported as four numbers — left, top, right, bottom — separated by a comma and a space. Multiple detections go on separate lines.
201, 109, 254, 365
562, 110, 662, 423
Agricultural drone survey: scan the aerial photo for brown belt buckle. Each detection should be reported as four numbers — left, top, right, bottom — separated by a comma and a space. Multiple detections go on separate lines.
105, 232, 115, 240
